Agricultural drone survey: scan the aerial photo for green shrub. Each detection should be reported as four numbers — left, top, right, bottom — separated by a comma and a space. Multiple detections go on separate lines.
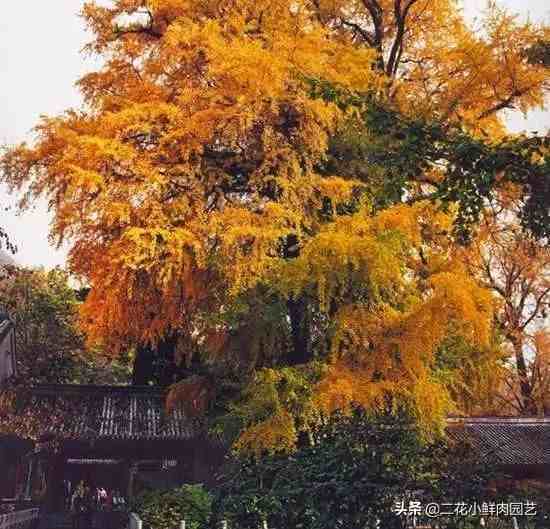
217, 407, 503, 529
132, 484, 213, 529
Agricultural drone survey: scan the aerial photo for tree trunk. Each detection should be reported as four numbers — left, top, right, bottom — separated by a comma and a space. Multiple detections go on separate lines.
512, 338, 537, 415
286, 295, 312, 366
132, 335, 179, 386
282, 234, 313, 366
156, 334, 179, 387
132, 343, 154, 385
125, 462, 137, 503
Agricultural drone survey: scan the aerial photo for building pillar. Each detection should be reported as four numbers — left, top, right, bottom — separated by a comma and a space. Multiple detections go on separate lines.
24, 458, 34, 499
43, 452, 65, 512
14, 459, 27, 499
126, 462, 138, 503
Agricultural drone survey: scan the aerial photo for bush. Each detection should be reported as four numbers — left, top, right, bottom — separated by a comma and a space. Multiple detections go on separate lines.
131, 484, 213, 529
216, 407, 503, 529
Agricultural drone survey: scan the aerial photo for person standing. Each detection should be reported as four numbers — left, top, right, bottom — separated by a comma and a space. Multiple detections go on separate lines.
62, 480, 72, 511
83, 485, 94, 529
71, 481, 85, 529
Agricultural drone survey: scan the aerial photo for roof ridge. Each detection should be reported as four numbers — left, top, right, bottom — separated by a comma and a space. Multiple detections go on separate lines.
447, 417, 550, 424
32, 384, 167, 394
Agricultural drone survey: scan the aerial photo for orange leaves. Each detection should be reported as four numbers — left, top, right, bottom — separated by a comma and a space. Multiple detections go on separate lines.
271, 201, 458, 312
458, 199, 550, 414
409, 6, 549, 132
22, 1, 384, 355
209, 205, 296, 294
314, 361, 393, 415
306, 207, 495, 433
78, 226, 207, 349
312, 0, 550, 133
5, 0, 541, 451
426, 271, 494, 345
343, 266, 493, 364
531, 332, 550, 413
118, 226, 204, 274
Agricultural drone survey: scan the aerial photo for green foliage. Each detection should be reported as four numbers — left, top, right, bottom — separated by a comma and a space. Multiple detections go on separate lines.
0, 267, 130, 384
230, 365, 323, 432
313, 91, 550, 242
216, 407, 503, 529
525, 40, 550, 67
131, 485, 213, 529
433, 333, 506, 416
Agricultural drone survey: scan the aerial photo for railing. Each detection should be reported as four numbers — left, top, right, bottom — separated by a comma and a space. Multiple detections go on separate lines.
129, 512, 143, 529
134, 518, 270, 529
134, 519, 528, 529
0, 501, 34, 516
176, 521, 269, 529
0, 509, 39, 529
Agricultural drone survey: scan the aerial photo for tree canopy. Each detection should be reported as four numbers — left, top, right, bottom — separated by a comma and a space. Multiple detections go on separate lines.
0, 267, 131, 385
1, 0, 549, 452
459, 189, 550, 415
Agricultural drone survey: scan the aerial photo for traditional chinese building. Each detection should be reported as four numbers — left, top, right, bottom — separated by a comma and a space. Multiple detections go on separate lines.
2, 382, 549, 523
447, 417, 550, 481
0, 313, 16, 383
2, 384, 224, 513
0, 312, 21, 501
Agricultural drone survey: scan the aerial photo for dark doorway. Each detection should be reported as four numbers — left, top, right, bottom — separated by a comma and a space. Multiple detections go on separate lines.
64, 460, 126, 494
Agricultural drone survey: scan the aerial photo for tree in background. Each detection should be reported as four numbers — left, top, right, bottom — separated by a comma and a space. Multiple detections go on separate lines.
1, 0, 548, 451
0, 267, 130, 385
459, 189, 550, 415
0, 228, 15, 257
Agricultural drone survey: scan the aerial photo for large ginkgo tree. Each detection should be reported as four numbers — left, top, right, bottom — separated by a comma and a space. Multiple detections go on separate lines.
1, 0, 548, 452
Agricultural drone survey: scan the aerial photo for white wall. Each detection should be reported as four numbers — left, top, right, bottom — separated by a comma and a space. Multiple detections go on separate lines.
0, 323, 16, 382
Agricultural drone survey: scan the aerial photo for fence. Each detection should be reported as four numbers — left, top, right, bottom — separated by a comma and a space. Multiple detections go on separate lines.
129, 512, 143, 529
179, 520, 269, 529
129, 514, 270, 529
129, 513, 532, 529
0, 509, 39, 529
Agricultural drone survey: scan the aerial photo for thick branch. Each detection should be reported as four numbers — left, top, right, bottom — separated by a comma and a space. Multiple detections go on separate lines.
114, 10, 162, 39
361, 0, 385, 69
341, 19, 376, 47
386, 0, 419, 77
477, 88, 531, 120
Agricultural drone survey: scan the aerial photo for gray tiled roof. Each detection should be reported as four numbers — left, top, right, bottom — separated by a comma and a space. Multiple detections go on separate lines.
23, 386, 550, 464
447, 417, 550, 465
29, 385, 197, 441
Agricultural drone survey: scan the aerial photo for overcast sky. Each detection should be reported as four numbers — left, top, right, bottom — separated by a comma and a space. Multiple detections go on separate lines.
0, 0, 548, 268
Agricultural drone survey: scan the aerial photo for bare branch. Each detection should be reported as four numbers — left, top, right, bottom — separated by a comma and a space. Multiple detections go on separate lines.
386, 0, 419, 77
522, 286, 550, 330
341, 19, 376, 47
477, 87, 532, 120
361, 0, 385, 69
